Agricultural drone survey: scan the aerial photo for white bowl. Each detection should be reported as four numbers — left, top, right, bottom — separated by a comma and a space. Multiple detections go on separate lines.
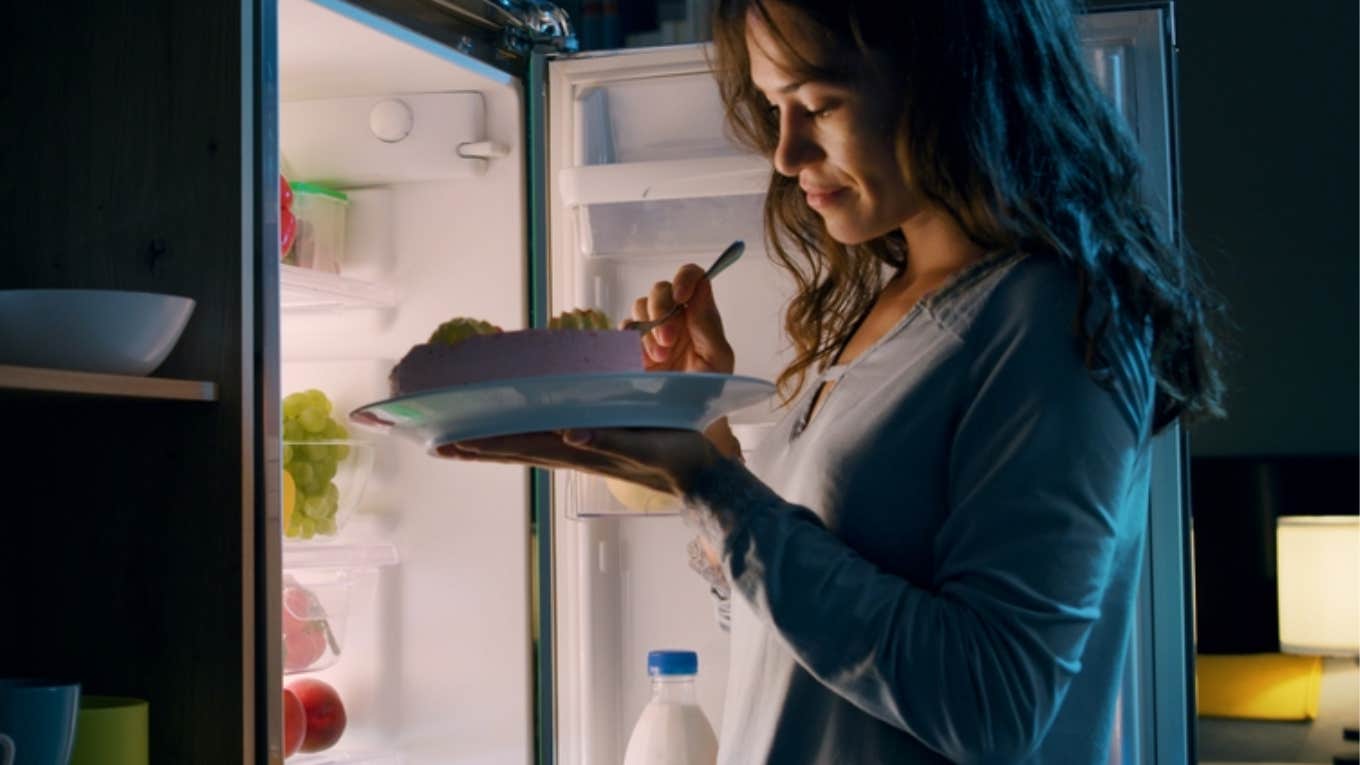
0, 289, 195, 375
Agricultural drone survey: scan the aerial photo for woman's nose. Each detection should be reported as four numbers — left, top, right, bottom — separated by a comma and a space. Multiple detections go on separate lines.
772, 113, 821, 177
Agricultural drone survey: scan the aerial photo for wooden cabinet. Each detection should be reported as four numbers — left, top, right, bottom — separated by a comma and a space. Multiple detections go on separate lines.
0, 1, 272, 762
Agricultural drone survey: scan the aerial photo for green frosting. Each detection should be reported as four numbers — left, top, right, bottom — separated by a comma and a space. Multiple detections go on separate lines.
427, 317, 502, 345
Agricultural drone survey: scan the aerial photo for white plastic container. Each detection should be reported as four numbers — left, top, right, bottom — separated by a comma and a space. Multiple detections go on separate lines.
289, 182, 349, 273
623, 650, 718, 765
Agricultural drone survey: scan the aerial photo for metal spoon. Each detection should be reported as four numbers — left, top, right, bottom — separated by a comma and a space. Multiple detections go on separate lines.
622, 240, 745, 334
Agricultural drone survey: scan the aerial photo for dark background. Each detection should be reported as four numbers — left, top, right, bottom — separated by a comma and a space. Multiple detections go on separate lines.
1171, 0, 1358, 654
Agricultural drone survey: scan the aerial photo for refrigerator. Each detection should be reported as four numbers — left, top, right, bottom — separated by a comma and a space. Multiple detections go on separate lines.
264, 1, 1193, 763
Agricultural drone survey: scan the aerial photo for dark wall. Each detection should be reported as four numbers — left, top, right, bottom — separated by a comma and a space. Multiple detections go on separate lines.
1175, 0, 1359, 458
1168, 4, 1359, 762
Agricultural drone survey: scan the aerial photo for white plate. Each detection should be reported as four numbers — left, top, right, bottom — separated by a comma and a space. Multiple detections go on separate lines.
349, 372, 777, 451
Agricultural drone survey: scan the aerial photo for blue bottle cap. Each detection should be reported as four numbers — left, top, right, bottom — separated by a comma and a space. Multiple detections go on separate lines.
647, 650, 699, 677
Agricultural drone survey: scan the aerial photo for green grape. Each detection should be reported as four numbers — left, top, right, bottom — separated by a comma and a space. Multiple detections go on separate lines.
324, 420, 348, 440
299, 517, 317, 540
304, 443, 330, 461
323, 483, 340, 514
283, 393, 308, 420
303, 496, 328, 520
299, 407, 327, 434
305, 389, 331, 415
335, 442, 350, 460
317, 517, 336, 535
288, 462, 314, 489
283, 421, 305, 442
285, 510, 303, 538
314, 460, 337, 485
282, 444, 294, 466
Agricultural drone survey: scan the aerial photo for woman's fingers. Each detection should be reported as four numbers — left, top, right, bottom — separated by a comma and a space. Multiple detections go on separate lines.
671, 263, 709, 304
672, 265, 734, 374
437, 431, 680, 494
647, 280, 678, 345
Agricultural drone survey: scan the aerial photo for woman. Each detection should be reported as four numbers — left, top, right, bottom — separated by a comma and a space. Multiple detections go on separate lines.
442, 0, 1225, 761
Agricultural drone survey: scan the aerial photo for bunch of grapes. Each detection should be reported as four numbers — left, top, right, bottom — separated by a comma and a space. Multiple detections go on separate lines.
282, 389, 350, 540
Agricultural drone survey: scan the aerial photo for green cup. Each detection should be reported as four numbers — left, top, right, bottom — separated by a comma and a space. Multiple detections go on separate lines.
68, 697, 147, 765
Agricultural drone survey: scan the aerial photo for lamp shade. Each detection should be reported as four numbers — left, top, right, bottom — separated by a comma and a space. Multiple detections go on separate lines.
1276, 515, 1360, 656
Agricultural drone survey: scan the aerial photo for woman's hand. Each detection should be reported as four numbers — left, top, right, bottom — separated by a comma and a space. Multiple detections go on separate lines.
636, 263, 735, 375
637, 263, 744, 458
438, 265, 740, 492
436, 427, 723, 498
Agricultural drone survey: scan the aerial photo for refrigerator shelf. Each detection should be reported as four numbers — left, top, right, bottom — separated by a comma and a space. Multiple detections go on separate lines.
283, 541, 400, 572
558, 155, 769, 206
288, 751, 403, 765
281, 265, 397, 312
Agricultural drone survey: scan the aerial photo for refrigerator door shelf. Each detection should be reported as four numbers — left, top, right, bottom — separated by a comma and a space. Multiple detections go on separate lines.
558, 156, 769, 206
576, 194, 765, 259
281, 92, 495, 187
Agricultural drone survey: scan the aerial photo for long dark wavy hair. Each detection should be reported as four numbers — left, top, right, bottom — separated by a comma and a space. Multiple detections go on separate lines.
711, 0, 1226, 432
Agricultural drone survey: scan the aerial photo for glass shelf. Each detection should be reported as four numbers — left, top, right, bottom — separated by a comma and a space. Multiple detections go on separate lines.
289, 750, 404, 765
283, 541, 399, 572
281, 265, 397, 312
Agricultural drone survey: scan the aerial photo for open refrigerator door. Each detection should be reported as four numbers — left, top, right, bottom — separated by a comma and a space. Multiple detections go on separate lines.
275, 0, 535, 762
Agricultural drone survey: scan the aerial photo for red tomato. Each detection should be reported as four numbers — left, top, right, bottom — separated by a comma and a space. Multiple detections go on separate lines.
288, 678, 347, 753
283, 688, 306, 758
282, 585, 328, 672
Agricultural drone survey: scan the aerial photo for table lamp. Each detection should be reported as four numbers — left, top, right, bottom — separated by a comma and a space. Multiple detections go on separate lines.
1276, 515, 1359, 765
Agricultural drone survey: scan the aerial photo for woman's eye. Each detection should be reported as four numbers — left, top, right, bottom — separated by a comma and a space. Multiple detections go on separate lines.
808, 105, 836, 119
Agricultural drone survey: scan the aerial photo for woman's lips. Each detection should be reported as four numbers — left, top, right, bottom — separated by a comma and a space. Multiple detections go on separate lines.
803, 186, 848, 210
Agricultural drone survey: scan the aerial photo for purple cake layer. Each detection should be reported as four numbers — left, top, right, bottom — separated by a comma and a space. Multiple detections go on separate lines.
390, 329, 643, 395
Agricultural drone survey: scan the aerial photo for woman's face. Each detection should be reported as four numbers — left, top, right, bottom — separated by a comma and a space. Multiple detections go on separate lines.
746, 11, 921, 245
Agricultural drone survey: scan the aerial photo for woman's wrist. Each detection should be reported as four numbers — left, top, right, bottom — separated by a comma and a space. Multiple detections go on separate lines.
680, 454, 774, 543
703, 416, 743, 460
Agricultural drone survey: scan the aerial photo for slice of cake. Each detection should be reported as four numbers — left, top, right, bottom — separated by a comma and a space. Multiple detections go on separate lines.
389, 310, 643, 396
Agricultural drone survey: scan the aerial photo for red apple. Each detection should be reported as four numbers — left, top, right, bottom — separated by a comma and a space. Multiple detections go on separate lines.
282, 584, 329, 672
282, 688, 306, 758
288, 678, 347, 753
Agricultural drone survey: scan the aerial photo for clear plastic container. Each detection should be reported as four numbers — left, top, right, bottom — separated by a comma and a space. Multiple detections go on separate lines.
577, 194, 764, 258
289, 183, 349, 274
282, 439, 374, 540
281, 543, 399, 676
282, 570, 350, 674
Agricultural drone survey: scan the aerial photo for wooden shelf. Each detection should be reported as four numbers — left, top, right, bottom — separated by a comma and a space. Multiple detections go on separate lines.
0, 365, 218, 401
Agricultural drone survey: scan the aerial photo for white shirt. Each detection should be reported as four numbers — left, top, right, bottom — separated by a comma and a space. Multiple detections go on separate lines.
685, 251, 1156, 764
